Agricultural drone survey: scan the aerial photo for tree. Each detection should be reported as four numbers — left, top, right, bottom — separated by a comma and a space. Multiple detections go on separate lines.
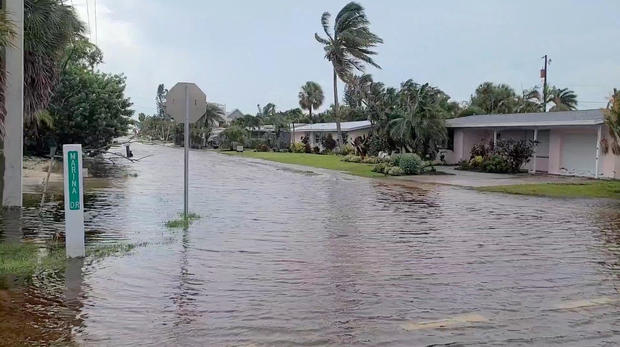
24, 0, 84, 128
344, 73, 373, 109
156, 84, 168, 118
298, 81, 324, 120
27, 40, 133, 156
604, 89, 620, 155
522, 85, 578, 112
466, 82, 520, 115
389, 80, 448, 158
315, 1, 382, 145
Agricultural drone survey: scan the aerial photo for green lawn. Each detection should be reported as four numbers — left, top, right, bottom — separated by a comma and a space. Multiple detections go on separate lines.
477, 181, 620, 199
222, 151, 383, 178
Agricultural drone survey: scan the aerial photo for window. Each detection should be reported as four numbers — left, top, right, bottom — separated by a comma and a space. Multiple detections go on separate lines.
447, 128, 454, 150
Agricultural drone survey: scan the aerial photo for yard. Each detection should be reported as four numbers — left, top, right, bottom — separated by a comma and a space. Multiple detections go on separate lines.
478, 181, 620, 199
221, 151, 383, 178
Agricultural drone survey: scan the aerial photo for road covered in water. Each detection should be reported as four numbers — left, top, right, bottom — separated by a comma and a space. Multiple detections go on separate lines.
1, 142, 619, 346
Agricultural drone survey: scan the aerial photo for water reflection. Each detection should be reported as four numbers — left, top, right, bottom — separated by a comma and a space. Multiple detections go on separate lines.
0, 143, 619, 345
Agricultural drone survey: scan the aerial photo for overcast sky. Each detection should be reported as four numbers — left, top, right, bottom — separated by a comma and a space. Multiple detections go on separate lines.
73, 0, 620, 116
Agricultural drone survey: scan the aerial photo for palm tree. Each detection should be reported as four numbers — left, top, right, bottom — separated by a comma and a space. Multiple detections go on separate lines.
0, 10, 16, 135
315, 2, 382, 145
344, 73, 373, 109
547, 87, 578, 111
298, 81, 324, 121
24, 0, 84, 127
196, 103, 225, 147
523, 85, 578, 112
389, 81, 447, 157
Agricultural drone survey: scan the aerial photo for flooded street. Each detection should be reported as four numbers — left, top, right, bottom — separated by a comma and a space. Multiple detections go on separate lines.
1, 142, 619, 346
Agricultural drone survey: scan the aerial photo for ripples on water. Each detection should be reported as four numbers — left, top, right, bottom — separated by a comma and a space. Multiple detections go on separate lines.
1, 143, 619, 346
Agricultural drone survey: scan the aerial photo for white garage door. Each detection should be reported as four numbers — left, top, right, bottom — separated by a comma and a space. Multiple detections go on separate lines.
560, 133, 596, 177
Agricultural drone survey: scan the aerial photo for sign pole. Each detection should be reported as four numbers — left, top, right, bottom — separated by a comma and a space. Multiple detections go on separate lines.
63, 144, 85, 258
184, 85, 189, 218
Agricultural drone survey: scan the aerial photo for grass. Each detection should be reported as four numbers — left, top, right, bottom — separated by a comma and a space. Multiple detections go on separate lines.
0, 241, 140, 278
222, 151, 384, 178
477, 180, 620, 199
165, 212, 201, 228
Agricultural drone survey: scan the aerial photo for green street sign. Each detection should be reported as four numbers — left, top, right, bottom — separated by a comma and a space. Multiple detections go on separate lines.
67, 150, 80, 210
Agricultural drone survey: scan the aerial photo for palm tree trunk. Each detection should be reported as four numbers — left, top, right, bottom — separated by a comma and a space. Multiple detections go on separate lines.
333, 68, 342, 146
309, 106, 312, 122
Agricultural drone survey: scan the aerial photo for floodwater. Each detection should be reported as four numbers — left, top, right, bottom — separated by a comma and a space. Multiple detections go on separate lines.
1, 143, 619, 346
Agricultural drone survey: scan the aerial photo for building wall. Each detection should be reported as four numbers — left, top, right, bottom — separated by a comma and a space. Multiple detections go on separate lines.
448, 125, 620, 179
292, 128, 371, 149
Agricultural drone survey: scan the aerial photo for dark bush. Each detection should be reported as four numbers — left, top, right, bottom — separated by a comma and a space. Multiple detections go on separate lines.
255, 143, 270, 152
321, 134, 337, 151
301, 136, 312, 153
481, 155, 511, 173
470, 142, 489, 159
494, 139, 534, 172
312, 146, 321, 154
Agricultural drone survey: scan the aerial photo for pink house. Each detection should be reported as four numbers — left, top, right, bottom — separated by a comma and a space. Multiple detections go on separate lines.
444, 110, 620, 179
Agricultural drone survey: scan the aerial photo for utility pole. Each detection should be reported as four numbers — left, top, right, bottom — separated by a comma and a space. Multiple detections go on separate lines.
1, 0, 24, 208
541, 54, 548, 112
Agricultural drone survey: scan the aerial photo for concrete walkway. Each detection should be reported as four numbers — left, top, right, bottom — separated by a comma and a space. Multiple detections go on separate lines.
391, 166, 592, 187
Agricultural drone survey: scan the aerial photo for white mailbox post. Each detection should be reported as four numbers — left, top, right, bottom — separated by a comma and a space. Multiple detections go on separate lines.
63, 144, 85, 258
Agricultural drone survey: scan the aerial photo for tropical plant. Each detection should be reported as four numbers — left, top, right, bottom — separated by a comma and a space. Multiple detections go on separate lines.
321, 133, 337, 151
298, 81, 324, 120
494, 139, 534, 172
604, 88, 620, 155
466, 82, 520, 115
397, 153, 424, 175
524, 85, 578, 112
315, 1, 383, 146
389, 80, 448, 158
352, 135, 370, 158
220, 125, 247, 150
24, 0, 85, 128
26, 43, 133, 156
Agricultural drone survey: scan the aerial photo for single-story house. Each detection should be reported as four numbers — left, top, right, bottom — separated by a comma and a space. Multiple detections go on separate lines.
443, 109, 619, 178
293, 120, 372, 149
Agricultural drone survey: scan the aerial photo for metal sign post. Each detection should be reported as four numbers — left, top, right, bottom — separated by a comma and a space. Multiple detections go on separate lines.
165, 82, 207, 218
184, 85, 190, 217
63, 144, 85, 258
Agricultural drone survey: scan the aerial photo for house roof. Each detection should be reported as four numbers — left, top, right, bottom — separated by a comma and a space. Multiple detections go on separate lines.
295, 120, 372, 132
446, 109, 604, 128
227, 109, 244, 120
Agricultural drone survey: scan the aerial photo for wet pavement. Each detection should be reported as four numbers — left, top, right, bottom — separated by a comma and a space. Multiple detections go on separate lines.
393, 166, 593, 187
1, 142, 619, 346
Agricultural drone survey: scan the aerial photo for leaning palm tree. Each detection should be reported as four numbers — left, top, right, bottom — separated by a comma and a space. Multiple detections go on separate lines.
298, 81, 324, 121
315, 2, 382, 145
24, 0, 84, 127
201, 103, 226, 128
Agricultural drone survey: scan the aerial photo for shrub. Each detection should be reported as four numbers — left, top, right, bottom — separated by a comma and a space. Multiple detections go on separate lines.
321, 134, 337, 151
301, 136, 312, 153
470, 142, 489, 159
482, 155, 511, 173
290, 142, 306, 153
339, 144, 355, 155
312, 146, 321, 154
372, 163, 388, 173
255, 143, 270, 152
495, 139, 534, 172
368, 134, 390, 157
398, 153, 424, 175
353, 135, 371, 158
342, 154, 361, 163
362, 156, 380, 164
469, 155, 484, 169
387, 166, 404, 176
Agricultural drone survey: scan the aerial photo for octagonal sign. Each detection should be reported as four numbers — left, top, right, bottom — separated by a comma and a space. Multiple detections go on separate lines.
165, 82, 207, 124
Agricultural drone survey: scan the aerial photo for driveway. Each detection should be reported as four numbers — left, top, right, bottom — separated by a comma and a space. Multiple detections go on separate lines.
391, 166, 592, 187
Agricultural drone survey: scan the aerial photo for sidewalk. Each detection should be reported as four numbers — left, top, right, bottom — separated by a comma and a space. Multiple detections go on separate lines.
391, 166, 592, 187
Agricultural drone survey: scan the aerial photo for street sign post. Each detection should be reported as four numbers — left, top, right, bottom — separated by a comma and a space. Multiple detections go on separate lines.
165, 83, 207, 218
63, 144, 85, 258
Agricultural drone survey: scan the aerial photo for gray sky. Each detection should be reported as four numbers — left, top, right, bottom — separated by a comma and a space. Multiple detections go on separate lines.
74, 0, 620, 116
